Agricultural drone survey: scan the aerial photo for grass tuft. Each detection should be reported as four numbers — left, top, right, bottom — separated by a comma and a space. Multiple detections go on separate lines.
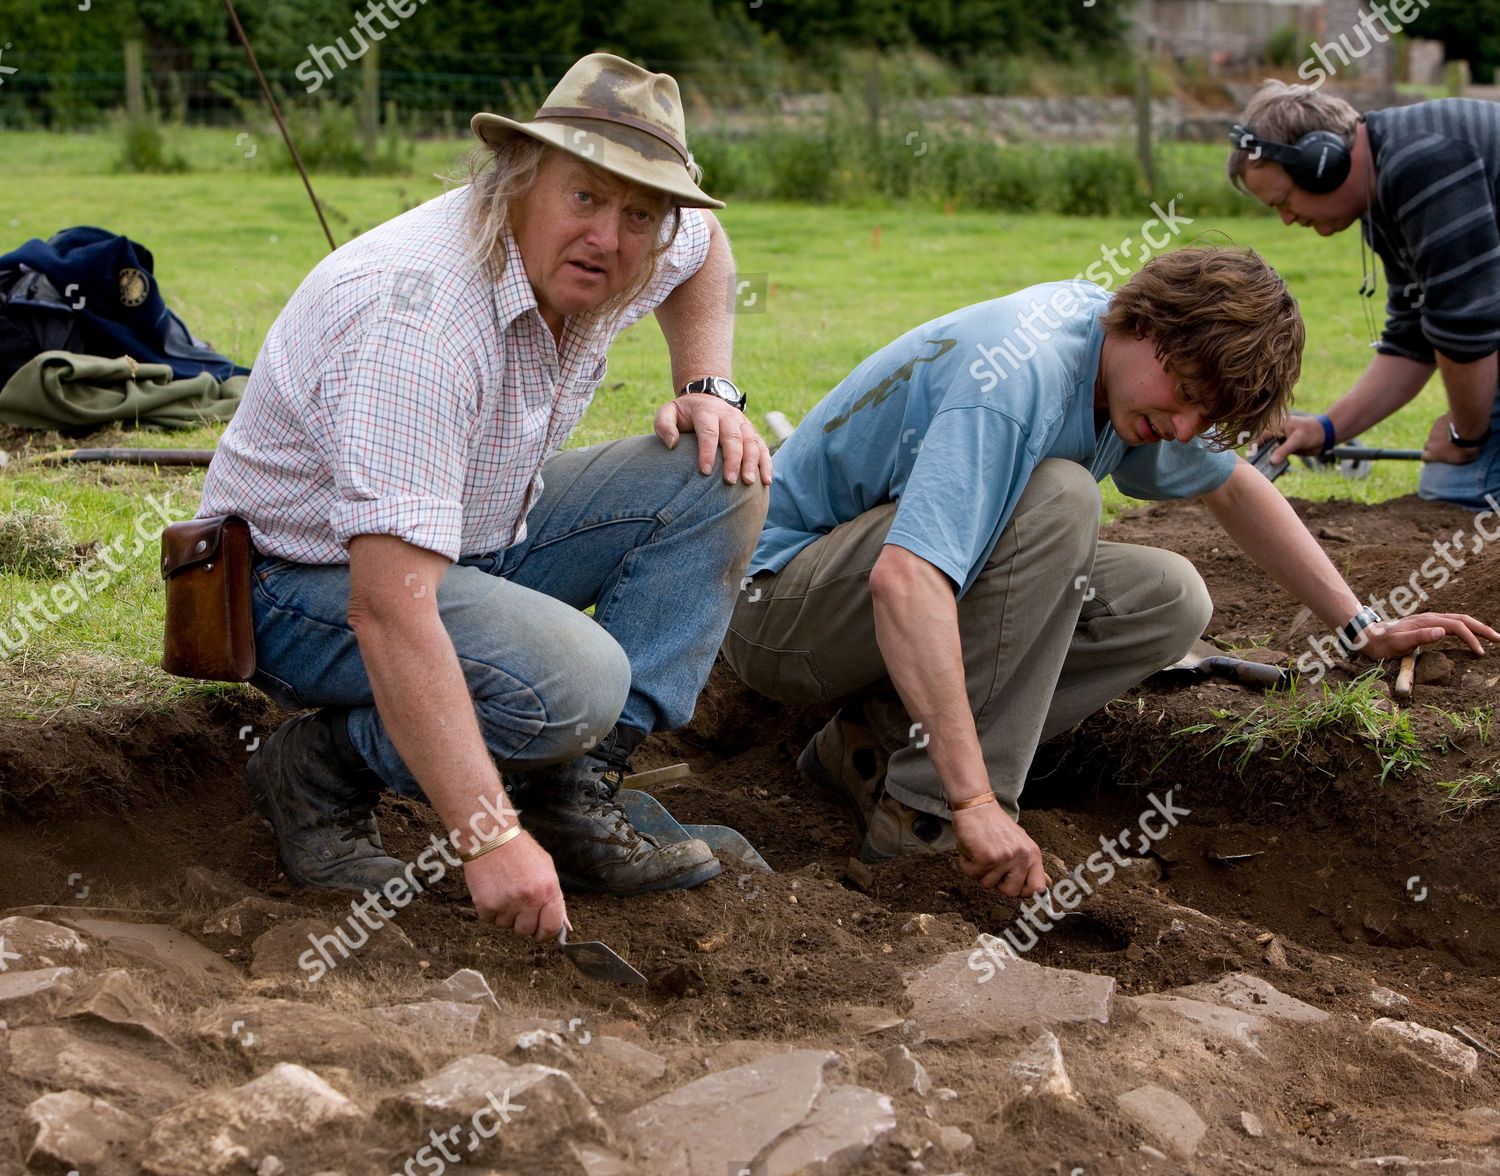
0, 500, 78, 577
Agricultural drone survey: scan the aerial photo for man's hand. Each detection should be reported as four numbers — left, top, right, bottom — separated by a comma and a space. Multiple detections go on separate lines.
953, 803, 1050, 897
465, 832, 569, 940
1421, 413, 1483, 465
1253, 414, 1327, 465
655, 392, 773, 485
1357, 612, 1500, 661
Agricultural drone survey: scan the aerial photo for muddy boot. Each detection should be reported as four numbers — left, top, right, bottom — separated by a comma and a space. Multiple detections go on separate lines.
505, 729, 720, 895
246, 709, 407, 894
860, 793, 957, 863
797, 705, 890, 836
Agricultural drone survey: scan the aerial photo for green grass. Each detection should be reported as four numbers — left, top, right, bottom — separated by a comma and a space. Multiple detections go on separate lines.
0, 129, 1457, 713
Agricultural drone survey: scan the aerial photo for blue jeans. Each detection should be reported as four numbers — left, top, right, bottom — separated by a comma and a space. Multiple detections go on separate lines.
1419, 393, 1500, 511
249, 435, 767, 798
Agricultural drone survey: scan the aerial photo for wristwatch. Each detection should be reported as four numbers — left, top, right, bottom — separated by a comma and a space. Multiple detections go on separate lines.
1337, 605, 1382, 655
1447, 420, 1492, 448
681, 376, 745, 412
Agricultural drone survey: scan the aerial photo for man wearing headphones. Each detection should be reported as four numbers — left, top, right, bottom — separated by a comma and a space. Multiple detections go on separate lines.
1229, 81, 1500, 510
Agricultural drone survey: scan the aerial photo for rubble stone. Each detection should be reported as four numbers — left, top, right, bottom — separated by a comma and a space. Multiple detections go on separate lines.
141, 1063, 362, 1176
379, 1053, 606, 1162
429, 967, 504, 1013
904, 949, 1114, 1042
1009, 1030, 1077, 1100
1116, 1085, 1206, 1159
369, 999, 485, 1043
1126, 993, 1267, 1053
1240, 1111, 1265, 1138
205, 999, 414, 1069
593, 1035, 668, 1084
880, 1044, 931, 1096
1171, 973, 1327, 1023
1369, 986, 1412, 1012
61, 968, 173, 1044
8, 1026, 193, 1112
1369, 1019, 1479, 1076
0, 966, 76, 1017
20, 1089, 145, 1176
621, 1049, 835, 1174
0, 915, 88, 968
62, 918, 239, 983
760, 1084, 897, 1174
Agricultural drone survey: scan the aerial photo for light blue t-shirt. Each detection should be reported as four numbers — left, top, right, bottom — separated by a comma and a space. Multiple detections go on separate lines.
751, 281, 1237, 596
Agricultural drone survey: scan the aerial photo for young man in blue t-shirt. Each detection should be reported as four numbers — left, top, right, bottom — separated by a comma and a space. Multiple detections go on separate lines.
725, 246, 1497, 897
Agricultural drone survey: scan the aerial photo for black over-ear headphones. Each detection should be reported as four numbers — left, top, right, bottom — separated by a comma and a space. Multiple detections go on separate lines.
1229, 124, 1352, 194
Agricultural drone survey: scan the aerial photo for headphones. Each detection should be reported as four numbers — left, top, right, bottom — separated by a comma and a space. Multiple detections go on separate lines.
1229, 124, 1352, 194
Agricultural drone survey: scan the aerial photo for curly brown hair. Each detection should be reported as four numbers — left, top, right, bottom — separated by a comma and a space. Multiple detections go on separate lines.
1101, 246, 1303, 451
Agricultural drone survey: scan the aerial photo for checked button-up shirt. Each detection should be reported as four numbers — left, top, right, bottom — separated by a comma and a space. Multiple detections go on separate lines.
201, 186, 711, 564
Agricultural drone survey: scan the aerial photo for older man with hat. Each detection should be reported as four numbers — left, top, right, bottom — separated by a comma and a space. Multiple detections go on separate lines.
199, 53, 769, 940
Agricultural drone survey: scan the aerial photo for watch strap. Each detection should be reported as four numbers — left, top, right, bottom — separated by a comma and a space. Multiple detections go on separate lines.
681, 376, 745, 411
1448, 420, 1492, 448
1337, 605, 1382, 655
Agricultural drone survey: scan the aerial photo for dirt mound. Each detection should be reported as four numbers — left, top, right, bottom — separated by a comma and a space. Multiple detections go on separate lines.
3, 494, 1500, 1173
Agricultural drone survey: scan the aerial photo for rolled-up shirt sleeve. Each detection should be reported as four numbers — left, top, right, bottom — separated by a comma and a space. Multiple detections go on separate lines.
322, 315, 479, 560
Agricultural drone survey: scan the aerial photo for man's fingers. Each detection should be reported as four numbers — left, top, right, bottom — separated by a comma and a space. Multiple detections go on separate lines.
718, 425, 744, 483
538, 896, 568, 941
758, 438, 774, 485
1271, 437, 1297, 464
694, 415, 721, 475
737, 428, 762, 485
654, 401, 680, 449
512, 908, 539, 939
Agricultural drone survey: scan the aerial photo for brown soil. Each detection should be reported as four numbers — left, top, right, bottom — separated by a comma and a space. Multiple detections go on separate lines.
4, 494, 1500, 1174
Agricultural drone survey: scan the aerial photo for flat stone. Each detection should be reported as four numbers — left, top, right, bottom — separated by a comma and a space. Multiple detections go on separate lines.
140, 1063, 362, 1176
1008, 1030, 1077, 1100
0, 966, 76, 1016
379, 1053, 606, 1162
571, 1142, 635, 1175
1126, 993, 1267, 1053
182, 867, 264, 910
1414, 651, 1453, 685
1116, 1085, 1206, 1159
933, 1124, 974, 1155
369, 999, 485, 1043
255, 916, 420, 981
831, 1005, 905, 1036
205, 999, 413, 1069
0, 915, 89, 969
1240, 1110, 1265, 1138
621, 1049, 836, 1174
8, 1026, 194, 1112
593, 1035, 667, 1084
61, 918, 239, 982
1369, 1019, 1479, 1076
1171, 973, 1328, 1023
904, 949, 1114, 1042
760, 1084, 897, 1175
197, 897, 305, 952
429, 967, 504, 1013
880, 1044, 930, 1096
62, 968, 173, 1044
1369, 986, 1411, 1012
21, 1089, 145, 1176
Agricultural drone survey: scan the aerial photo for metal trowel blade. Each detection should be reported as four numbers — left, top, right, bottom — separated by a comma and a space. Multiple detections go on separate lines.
557, 927, 648, 986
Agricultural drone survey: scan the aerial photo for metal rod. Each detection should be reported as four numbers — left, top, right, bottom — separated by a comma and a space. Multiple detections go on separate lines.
31, 448, 216, 467
222, 0, 338, 254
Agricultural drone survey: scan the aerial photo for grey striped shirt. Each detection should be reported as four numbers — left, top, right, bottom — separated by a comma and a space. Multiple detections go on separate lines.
1365, 99, 1500, 365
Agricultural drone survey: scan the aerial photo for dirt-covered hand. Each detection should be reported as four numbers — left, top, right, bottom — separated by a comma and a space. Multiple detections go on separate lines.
1357, 612, 1500, 661
953, 802, 1050, 897
1254, 414, 1327, 465
654, 393, 773, 486
1421, 413, 1483, 465
465, 832, 569, 940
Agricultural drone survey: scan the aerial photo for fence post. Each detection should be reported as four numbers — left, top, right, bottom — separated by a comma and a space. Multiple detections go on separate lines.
1136, 32, 1156, 196
124, 40, 144, 117
360, 42, 380, 158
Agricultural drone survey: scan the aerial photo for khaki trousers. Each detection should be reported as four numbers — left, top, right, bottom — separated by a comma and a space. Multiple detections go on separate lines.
723, 460, 1211, 819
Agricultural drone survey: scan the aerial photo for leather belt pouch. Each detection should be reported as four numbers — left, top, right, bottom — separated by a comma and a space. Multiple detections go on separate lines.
160, 515, 256, 681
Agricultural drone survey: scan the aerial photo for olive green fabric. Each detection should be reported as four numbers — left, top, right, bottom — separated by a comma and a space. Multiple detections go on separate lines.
0, 350, 245, 431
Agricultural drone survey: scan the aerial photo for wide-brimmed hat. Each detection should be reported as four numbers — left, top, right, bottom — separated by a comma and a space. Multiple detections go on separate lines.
471, 53, 722, 210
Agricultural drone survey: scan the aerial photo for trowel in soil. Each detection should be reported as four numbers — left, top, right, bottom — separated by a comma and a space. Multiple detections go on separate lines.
557, 927, 648, 986
1155, 640, 1288, 690
616, 788, 773, 874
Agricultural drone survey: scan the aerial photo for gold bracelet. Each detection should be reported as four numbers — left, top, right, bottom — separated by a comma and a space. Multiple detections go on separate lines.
460, 822, 523, 863
950, 792, 997, 812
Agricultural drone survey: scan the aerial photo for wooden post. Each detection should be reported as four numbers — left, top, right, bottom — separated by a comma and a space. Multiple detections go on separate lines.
360, 43, 380, 159
1136, 32, 1156, 195
123, 40, 144, 118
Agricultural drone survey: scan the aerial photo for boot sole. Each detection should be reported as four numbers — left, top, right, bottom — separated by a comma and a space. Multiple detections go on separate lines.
556, 855, 722, 896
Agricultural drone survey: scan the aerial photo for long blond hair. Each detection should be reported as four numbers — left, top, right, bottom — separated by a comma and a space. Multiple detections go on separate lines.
459, 136, 683, 335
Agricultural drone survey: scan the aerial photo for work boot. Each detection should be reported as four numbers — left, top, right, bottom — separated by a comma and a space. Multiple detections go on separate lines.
797, 705, 890, 835
246, 709, 407, 893
505, 729, 721, 895
860, 793, 958, 863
